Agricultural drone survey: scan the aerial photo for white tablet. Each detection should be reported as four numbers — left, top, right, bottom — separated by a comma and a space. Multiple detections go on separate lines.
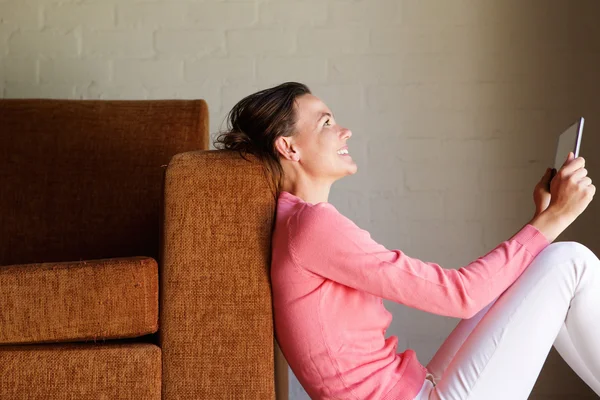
554, 117, 584, 170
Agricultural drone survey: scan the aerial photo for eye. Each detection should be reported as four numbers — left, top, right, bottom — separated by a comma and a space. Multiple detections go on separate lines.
323, 118, 331, 127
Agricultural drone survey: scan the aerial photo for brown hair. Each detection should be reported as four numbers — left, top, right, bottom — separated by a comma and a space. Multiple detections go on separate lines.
213, 81, 311, 196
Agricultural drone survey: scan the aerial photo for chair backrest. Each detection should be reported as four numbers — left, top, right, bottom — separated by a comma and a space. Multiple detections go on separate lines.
0, 99, 209, 266
161, 150, 283, 399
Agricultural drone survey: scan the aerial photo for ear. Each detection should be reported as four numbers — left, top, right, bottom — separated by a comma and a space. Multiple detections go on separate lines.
275, 136, 299, 161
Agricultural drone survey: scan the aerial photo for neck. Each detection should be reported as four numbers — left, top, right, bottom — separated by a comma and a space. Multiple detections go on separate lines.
281, 180, 332, 205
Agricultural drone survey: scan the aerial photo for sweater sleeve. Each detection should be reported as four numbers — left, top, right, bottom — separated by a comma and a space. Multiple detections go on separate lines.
288, 202, 551, 319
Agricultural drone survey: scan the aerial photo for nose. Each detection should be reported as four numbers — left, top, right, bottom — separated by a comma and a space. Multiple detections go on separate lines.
341, 127, 352, 140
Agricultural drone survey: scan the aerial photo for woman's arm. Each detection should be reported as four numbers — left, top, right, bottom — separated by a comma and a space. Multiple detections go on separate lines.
289, 203, 550, 319
528, 207, 573, 243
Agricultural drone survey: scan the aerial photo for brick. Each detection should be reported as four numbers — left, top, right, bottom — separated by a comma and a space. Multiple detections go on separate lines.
227, 29, 294, 55
259, 1, 327, 27
76, 83, 149, 100
0, 25, 14, 57
113, 60, 183, 86
329, 55, 404, 84
185, 57, 254, 84
479, 166, 544, 193
256, 56, 327, 85
329, 0, 399, 27
368, 219, 411, 252
83, 30, 153, 58
366, 85, 400, 112
370, 190, 444, 222
482, 218, 525, 251
370, 25, 513, 55
367, 83, 506, 113
368, 136, 443, 164
479, 135, 552, 168
187, 3, 256, 29
405, 165, 479, 192
402, 306, 458, 338
308, 84, 363, 113
401, 52, 539, 84
439, 139, 486, 167
472, 109, 549, 139
40, 59, 110, 84
0, 3, 40, 30
155, 30, 225, 57
117, 3, 187, 29
45, 4, 114, 30
406, 220, 485, 269
221, 83, 262, 112
147, 80, 221, 107
444, 190, 531, 222
398, 110, 475, 139
337, 109, 401, 138
297, 27, 369, 55
4, 82, 75, 99
2, 58, 38, 83
401, 0, 497, 27
367, 137, 443, 190
8, 31, 78, 57
327, 188, 370, 228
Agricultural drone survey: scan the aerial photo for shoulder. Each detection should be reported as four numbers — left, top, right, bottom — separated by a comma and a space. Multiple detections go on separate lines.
291, 202, 339, 229
290, 202, 357, 240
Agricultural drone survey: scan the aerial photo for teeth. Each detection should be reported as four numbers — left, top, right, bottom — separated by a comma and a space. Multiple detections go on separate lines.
337, 149, 349, 155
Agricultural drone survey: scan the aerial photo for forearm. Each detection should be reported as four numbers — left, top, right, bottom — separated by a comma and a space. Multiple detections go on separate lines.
526, 208, 573, 243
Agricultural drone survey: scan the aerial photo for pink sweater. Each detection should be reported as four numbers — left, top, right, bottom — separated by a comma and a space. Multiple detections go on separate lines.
271, 191, 551, 400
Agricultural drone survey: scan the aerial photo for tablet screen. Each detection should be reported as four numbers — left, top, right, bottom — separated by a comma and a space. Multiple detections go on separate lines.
554, 118, 584, 170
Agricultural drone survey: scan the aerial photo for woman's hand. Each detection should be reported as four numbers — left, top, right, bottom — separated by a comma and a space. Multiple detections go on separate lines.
547, 152, 596, 222
529, 152, 595, 242
533, 167, 553, 217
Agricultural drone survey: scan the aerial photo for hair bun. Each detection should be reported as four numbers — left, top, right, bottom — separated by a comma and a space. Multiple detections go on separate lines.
214, 129, 257, 155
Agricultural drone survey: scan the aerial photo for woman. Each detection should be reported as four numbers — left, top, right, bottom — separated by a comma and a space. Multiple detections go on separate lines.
214, 82, 599, 400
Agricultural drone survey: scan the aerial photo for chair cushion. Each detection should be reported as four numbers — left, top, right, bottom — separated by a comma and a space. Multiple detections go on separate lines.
0, 256, 158, 344
0, 342, 161, 400
0, 99, 209, 266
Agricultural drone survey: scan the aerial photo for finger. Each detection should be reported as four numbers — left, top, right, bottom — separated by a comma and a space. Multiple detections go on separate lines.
560, 156, 585, 177
579, 177, 593, 187
570, 167, 588, 182
541, 168, 552, 181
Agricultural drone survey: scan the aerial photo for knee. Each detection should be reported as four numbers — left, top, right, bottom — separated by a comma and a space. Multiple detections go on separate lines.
540, 241, 599, 265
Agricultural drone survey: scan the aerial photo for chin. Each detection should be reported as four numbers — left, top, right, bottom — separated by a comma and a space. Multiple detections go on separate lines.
343, 164, 358, 177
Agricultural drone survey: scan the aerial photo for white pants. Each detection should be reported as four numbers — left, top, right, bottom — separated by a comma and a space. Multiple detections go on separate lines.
413, 241, 600, 400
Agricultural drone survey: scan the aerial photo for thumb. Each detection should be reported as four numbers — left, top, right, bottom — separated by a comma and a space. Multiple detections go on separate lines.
541, 168, 552, 182
567, 151, 575, 162
561, 152, 574, 169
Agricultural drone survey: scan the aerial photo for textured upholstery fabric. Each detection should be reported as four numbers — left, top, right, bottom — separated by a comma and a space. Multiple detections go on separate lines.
161, 150, 277, 399
0, 256, 158, 345
0, 99, 280, 399
0, 99, 209, 266
0, 99, 207, 399
0, 343, 161, 399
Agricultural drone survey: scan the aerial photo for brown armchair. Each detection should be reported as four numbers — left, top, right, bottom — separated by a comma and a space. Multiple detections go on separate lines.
0, 99, 285, 399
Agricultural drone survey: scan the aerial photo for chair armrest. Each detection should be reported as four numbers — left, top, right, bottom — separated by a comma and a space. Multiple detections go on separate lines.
161, 149, 281, 399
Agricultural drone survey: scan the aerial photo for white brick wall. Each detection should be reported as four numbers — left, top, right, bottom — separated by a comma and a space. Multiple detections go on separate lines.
1, 1, 599, 398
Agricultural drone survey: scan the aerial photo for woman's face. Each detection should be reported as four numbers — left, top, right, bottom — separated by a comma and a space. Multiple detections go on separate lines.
277, 93, 357, 183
